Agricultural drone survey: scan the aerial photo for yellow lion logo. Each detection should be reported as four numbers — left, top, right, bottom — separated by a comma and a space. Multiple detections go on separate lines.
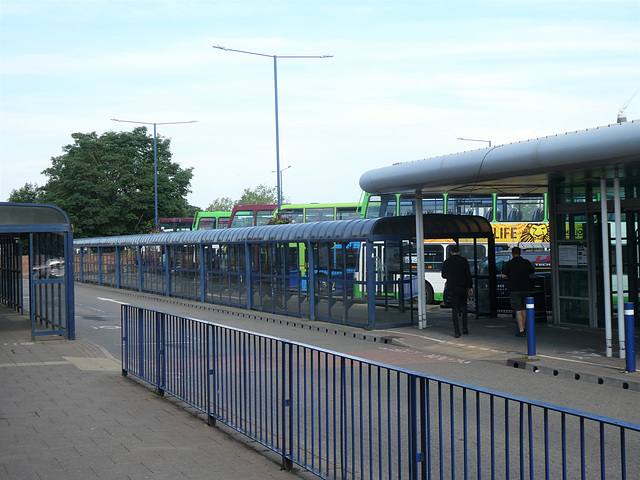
519, 223, 549, 243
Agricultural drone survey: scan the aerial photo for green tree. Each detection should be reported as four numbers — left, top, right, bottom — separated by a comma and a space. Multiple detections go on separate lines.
41, 128, 193, 237
7, 182, 44, 203
206, 197, 234, 212
236, 184, 285, 205
237, 184, 277, 205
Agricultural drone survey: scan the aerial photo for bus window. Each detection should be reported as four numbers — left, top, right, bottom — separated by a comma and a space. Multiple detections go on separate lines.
336, 206, 359, 220
364, 194, 397, 218
496, 195, 546, 222
398, 194, 445, 216
449, 244, 487, 262
257, 209, 276, 226
157, 218, 193, 232
305, 207, 334, 222
230, 211, 255, 228
198, 218, 217, 229
424, 245, 445, 270
447, 195, 493, 218
279, 208, 304, 224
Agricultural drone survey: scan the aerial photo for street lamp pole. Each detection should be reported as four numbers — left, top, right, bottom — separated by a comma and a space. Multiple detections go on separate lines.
271, 165, 291, 202
110, 118, 197, 227
457, 137, 492, 147
213, 45, 332, 210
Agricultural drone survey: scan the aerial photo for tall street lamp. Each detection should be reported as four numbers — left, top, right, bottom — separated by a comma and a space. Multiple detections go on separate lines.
213, 45, 332, 210
457, 137, 492, 147
111, 118, 197, 227
271, 165, 291, 204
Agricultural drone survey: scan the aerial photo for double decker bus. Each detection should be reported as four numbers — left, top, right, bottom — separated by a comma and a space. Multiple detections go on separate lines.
157, 217, 194, 232
359, 192, 550, 303
192, 211, 231, 230
275, 202, 361, 223
228, 204, 277, 228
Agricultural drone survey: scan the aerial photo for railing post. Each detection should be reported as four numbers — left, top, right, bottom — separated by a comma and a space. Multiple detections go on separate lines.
138, 307, 144, 378
625, 303, 636, 373
156, 311, 165, 397
207, 324, 216, 426
408, 375, 419, 480
121, 304, 128, 376
281, 342, 293, 471
526, 296, 536, 356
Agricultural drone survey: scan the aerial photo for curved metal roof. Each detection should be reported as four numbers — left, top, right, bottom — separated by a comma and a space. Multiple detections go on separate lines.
0, 202, 72, 234
73, 215, 493, 247
359, 121, 640, 195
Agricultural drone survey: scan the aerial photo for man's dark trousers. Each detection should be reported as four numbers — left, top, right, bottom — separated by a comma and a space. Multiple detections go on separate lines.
449, 286, 468, 335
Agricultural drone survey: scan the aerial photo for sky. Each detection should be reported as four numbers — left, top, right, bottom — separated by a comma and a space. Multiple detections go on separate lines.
1, 0, 639, 210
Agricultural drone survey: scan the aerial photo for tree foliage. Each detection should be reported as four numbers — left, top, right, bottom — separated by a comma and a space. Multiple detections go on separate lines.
237, 184, 278, 205
41, 128, 193, 237
206, 197, 234, 212
8, 182, 44, 204
205, 184, 288, 213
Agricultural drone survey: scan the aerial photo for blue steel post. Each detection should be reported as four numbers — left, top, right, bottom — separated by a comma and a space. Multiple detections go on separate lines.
65, 231, 76, 339
121, 305, 128, 376
526, 296, 536, 356
200, 244, 206, 303
366, 240, 376, 329
137, 246, 143, 291
98, 246, 103, 285
156, 311, 165, 397
116, 246, 121, 288
624, 303, 636, 373
245, 243, 252, 310
165, 247, 171, 297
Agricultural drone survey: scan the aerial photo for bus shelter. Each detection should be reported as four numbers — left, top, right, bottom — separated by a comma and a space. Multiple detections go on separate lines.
360, 120, 640, 356
74, 215, 495, 329
0, 203, 75, 340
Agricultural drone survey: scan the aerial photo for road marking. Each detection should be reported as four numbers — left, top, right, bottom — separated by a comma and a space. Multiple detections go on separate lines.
96, 297, 129, 305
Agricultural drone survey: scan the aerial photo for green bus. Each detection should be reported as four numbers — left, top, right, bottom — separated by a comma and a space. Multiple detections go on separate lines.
192, 211, 231, 230
275, 202, 361, 224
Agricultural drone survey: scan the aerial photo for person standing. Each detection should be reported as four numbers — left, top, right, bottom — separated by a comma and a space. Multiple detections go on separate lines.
501, 246, 535, 337
441, 245, 473, 338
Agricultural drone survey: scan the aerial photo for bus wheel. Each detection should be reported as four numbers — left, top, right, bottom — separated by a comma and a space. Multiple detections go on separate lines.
425, 282, 434, 304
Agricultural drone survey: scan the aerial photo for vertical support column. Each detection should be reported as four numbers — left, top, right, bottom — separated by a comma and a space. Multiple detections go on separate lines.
366, 240, 377, 329
307, 241, 316, 320
200, 244, 206, 303
614, 169, 626, 359
137, 246, 143, 292
415, 189, 427, 329
28, 233, 35, 341
165, 247, 171, 297
65, 231, 75, 340
624, 303, 636, 373
526, 296, 536, 356
600, 174, 613, 357
245, 243, 253, 310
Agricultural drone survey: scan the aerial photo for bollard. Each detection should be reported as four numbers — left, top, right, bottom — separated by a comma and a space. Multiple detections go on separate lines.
624, 302, 636, 373
526, 296, 536, 356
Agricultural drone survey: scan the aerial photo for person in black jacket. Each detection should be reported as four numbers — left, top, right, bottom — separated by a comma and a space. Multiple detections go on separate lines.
501, 246, 535, 337
441, 245, 473, 338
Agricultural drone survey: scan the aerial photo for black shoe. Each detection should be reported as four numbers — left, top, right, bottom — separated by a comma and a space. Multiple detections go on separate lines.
463, 328, 469, 334
454, 332, 461, 338
515, 331, 526, 337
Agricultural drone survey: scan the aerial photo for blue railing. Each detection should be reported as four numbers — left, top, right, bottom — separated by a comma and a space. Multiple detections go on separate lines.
121, 305, 640, 479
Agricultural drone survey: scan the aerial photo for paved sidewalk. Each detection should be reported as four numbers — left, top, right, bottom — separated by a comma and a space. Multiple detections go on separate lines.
0, 308, 311, 480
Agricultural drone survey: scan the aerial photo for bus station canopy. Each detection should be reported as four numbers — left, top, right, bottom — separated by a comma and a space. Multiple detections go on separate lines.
0, 203, 72, 234
359, 121, 640, 195
74, 214, 494, 247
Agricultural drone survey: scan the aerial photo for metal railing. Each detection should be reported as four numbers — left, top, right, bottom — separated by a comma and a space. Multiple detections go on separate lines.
121, 305, 640, 479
